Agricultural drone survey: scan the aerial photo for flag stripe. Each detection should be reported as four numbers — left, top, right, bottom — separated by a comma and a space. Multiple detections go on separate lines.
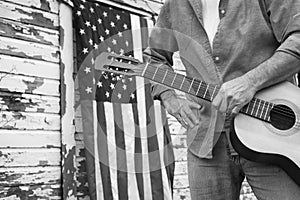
93, 101, 104, 200
97, 102, 113, 199
144, 85, 164, 200
103, 102, 119, 199
154, 101, 172, 200
122, 104, 140, 200
133, 103, 145, 200
113, 103, 129, 200
140, 17, 149, 54
136, 76, 153, 200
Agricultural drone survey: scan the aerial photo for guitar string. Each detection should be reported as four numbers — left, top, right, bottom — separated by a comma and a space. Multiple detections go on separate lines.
143, 68, 298, 119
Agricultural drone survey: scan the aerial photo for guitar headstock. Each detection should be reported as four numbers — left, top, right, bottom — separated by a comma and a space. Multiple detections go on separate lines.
94, 52, 145, 76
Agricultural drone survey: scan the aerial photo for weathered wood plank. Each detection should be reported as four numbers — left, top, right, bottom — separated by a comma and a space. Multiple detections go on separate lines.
0, 92, 60, 114
0, 184, 61, 199
0, 166, 61, 186
0, 36, 59, 63
0, 18, 59, 46
0, 55, 59, 80
0, 130, 60, 148
0, 73, 60, 96
0, 1, 59, 29
0, 148, 60, 167
0, 111, 60, 130
4, 0, 59, 14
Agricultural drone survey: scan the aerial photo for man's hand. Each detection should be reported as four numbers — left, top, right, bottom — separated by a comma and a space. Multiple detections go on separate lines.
161, 91, 201, 129
212, 75, 257, 116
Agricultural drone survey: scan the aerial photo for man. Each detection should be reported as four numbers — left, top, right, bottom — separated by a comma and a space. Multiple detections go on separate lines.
144, 0, 300, 199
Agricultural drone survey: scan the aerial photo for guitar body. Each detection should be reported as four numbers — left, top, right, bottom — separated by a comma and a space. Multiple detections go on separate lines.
231, 81, 300, 186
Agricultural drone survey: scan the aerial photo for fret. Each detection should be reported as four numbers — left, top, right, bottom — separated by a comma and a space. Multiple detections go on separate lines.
151, 66, 159, 80
180, 76, 186, 89
196, 81, 203, 97
203, 84, 209, 99
245, 103, 251, 114
161, 69, 168, 84
172, 73, 184, 89
188, 78, 195, 94
263, 102, 270, 121
170, 73, 177, 86
259, 101, 266, 119
141, 62, 150, 77
254, 99, 261, 118
250, 99, 257, 116
210, 86, 217, 101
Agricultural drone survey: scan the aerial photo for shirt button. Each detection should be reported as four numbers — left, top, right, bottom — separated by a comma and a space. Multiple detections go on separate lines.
220, 9, 226, 15
215, 56, 220, 61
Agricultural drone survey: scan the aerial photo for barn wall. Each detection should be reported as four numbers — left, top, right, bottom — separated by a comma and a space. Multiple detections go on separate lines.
0, 0, 62, 198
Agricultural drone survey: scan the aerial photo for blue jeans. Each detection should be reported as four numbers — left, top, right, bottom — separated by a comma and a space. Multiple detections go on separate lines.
188, 134, 300, 200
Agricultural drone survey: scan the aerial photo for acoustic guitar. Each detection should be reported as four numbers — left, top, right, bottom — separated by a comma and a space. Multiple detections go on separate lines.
95, 52, 300, 186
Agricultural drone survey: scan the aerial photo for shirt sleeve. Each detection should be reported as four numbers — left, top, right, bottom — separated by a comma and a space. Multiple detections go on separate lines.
143, 0, 179, 99
264, 0, 300, 59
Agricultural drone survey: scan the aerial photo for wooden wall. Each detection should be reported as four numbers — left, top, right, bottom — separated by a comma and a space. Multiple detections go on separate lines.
0, 0, 62, 198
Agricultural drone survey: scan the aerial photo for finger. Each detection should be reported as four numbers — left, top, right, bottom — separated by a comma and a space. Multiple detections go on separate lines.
231, 106, 240, 116
180, 111, 195, 128
184, 106, 199, 125
188, 101, 202, 110
174, 114, 188, 129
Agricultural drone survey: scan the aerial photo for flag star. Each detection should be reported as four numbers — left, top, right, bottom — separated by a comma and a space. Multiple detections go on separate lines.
99, 36, 104, 42
89, 39, 93, 45
105, 91, 110, 98
82, 48, 88, 54
76, 10, 81, 16
118, 32, 123, 37
129, 77, 133, 82
93, 78, 96, 84
84, 67, 91, 74
85, 21, 91, 27
103, 11, 108, 17
125, 40, 129, 46
94, 43, 98, 49
123, 24, 128, 29
116, 14, 120, 20
105, 29, 110, 35
107, 47, 111, 52
122, 78, 126, 83
91, 57, 95, 64
130, 93, 135, 99
85, 87, 92, 94
116, 76, 121, 81
118, 93, 122, 99
110, 83, 115, 89
97, 81, 103, 87
80, 4, 85, 9
110, 21, 115, 28
90, 7, 94, 13
119, 49, 124, 55
112, 39, 117, 45
79, 29, 85, 35
123, 84, 127, 90
92, 25, 97, 31
98, 18, 102, 24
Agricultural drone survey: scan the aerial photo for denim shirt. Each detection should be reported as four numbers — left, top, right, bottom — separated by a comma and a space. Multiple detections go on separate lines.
144, 0, 300, 158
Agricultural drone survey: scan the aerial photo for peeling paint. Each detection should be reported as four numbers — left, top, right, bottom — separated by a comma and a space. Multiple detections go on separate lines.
62, 145, 77, 199
23, 77, 44, 93
40, 0, 51, 12
15, 8, 56, 29
60, 62, 66, 116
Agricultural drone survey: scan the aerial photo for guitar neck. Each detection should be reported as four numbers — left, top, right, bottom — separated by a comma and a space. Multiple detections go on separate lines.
142, 64, 274, 122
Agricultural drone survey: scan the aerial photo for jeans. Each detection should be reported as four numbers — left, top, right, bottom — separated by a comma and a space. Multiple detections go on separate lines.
187, 134, 300, 200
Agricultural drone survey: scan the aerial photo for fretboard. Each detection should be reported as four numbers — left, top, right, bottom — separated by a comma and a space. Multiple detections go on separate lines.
142, 64, 274, 122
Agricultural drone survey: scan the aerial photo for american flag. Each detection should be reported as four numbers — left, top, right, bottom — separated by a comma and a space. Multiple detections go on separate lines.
73, 0, 175, 199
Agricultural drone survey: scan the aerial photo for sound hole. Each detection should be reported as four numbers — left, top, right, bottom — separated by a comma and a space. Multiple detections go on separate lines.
270, 104, 296, 131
